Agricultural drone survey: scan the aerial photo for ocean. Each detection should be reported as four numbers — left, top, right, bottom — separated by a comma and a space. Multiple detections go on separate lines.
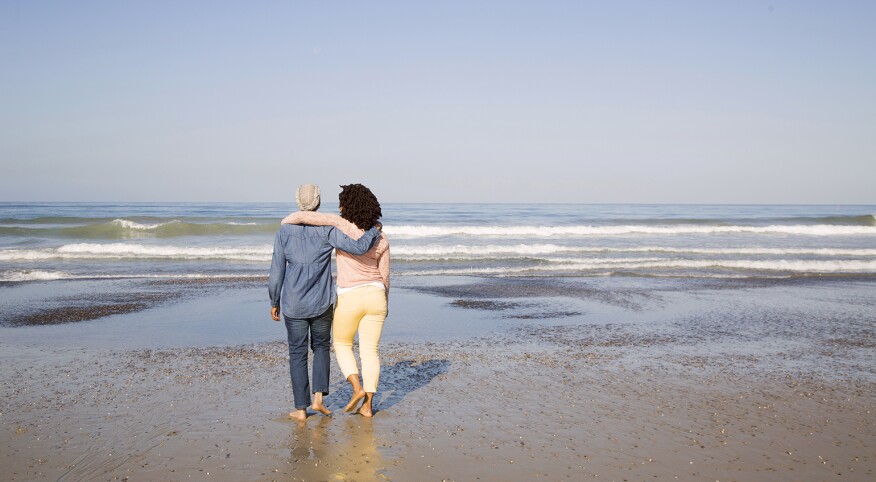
1, 202, 874, 282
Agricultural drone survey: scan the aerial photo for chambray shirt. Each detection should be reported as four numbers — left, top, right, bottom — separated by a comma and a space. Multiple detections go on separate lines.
268, 223, 380, 319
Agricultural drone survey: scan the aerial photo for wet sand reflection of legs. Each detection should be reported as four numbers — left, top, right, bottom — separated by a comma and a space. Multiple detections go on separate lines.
288, 415, 384, 480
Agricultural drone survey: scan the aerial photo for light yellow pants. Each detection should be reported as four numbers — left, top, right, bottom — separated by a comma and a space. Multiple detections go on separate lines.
333, 285, 387, 393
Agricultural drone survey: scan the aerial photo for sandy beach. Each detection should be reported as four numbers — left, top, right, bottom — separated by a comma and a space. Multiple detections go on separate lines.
1, 276, 874, 481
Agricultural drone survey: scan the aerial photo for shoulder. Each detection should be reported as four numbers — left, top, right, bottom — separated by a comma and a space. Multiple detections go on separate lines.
276, 224, 298, 235
314, 225, 335, 236
277, 224, 330, 236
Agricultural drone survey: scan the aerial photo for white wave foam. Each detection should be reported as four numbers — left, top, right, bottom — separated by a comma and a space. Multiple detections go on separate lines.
391, 244, 876, 258
3, 242, 876, 263
0, 243, 272, 261
111, 219, 263, 229
385, 224, 876, 238
401, 269, 755, 279
401, 259, 876, 276
392, 244, 574, 256
0, 271, 266, 282
0, 270, 73, 282
538, 258, 876, 271
111, 219, 176, 230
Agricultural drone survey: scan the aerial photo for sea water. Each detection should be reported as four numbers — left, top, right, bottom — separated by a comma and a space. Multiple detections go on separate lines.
1, 202, 875, 282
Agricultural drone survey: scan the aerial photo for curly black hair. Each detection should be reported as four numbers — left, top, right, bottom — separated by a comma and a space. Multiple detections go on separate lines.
338, 183, 382, 230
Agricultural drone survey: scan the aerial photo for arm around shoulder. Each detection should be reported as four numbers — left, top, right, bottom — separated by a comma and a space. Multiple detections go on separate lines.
328, 226, 380, 255
282, 211, 364, 239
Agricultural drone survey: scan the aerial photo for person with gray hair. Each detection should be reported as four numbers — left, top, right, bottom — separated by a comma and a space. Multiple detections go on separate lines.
268, 183, 382, 421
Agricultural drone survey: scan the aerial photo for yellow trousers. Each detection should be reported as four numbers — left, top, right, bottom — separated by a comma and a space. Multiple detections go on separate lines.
333, 285, 387, 393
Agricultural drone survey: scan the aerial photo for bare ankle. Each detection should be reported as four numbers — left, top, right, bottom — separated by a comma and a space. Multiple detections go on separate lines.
359, 393, 375, 417
344, 389, 366, 412
347, 374, 364, 393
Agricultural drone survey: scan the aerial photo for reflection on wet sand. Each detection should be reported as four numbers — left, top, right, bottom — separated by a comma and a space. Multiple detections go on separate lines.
288, 415, 384, 481
279, 356, 450, 480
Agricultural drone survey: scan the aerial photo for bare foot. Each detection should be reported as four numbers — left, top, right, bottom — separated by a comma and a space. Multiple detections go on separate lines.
344, 390, 366, 412
357, 393, 374, 417
311, 401, 332, 416
288, 409, 307, 422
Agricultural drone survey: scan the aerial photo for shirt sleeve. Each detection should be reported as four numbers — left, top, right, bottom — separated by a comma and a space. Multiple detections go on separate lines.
282, 211, 365, 239
268, 231, 286, 308
327, 226, 379, 255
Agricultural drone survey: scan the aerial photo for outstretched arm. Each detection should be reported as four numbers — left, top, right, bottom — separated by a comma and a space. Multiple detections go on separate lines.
282, 211, 364, 239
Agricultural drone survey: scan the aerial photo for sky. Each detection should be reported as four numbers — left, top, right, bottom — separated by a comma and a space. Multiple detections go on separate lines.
2, 1, 874, 204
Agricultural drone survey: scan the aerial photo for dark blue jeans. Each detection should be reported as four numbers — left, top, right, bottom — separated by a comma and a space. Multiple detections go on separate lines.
284, 307, 332, 410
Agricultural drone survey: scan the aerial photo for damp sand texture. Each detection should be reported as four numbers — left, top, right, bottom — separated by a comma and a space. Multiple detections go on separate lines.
2, 276, 875, 481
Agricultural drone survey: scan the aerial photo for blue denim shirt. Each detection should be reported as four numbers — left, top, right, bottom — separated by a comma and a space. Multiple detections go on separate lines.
268, 223, 380, 319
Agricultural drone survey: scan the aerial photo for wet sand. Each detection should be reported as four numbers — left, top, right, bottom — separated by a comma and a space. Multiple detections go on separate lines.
1, 276, 875, 481
2, 277, 266, 327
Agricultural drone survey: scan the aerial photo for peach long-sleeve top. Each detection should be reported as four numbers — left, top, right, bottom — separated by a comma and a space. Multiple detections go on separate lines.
282, 211, 390, 292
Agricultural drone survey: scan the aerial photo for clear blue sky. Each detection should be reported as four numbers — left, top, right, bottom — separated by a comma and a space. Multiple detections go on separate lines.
2, 1, 874, 203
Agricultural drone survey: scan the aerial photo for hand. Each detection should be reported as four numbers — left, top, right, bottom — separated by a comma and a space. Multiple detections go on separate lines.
375, 221, 383, 232
271, 306, 281, 321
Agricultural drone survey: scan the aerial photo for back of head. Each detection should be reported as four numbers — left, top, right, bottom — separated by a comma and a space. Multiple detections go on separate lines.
338, 183, 382, 230
296, 184, 321, 211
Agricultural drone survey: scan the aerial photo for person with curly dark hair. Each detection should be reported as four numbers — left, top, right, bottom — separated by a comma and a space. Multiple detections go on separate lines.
283, 183, 390, 417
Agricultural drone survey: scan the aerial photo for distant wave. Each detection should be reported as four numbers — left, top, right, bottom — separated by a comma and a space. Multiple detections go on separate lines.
4, 242, 876, 262
391, 244, 876, 259
3, 213, 873, 226
0, 270, 265, 282
403, 259, 876, 276
0, 216, 280, 225
386, 224, 876, 238
2, 215, 874, 239
0, 243, 272, 261
656, 214, 876, 226
774, 214, 876, 226
0, 219, 279, 239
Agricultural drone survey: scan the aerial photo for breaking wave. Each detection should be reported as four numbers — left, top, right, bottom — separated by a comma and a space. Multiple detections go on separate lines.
403, 259, 876, 276
0, 270, 266, 282
0, 243, 272, 261
3, 242, 876, 263
390, 244, 876, 258
386, 224, 876, 238
0, 219, 278, 239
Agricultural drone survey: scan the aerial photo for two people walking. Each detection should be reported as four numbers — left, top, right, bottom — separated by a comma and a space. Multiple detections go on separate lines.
268, 183, 390, 421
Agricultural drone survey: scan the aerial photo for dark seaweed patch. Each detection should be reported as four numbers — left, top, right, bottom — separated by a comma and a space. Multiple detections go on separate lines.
6, 303, 151, 326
